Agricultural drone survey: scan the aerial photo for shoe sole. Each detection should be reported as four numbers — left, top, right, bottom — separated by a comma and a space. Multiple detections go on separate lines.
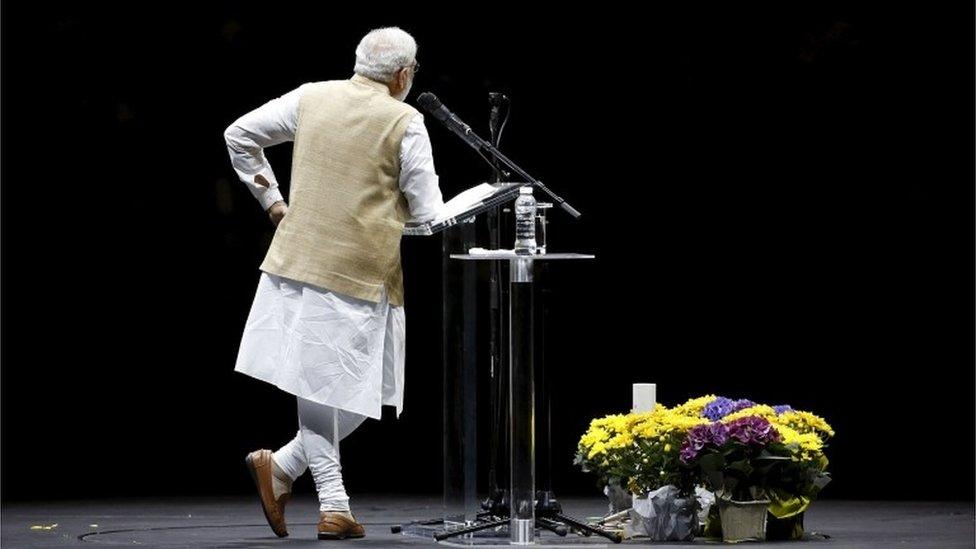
318, 532, 365, 540
245, 452, 288, 538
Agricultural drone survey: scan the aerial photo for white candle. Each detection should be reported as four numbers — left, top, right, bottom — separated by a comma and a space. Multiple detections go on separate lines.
633, 383, 657, 413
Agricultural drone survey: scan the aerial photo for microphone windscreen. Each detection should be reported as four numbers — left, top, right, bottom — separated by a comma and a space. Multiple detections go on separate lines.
416, 92, 442, 112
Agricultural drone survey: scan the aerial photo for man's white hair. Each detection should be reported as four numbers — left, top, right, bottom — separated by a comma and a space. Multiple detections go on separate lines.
354, 27, 417, 84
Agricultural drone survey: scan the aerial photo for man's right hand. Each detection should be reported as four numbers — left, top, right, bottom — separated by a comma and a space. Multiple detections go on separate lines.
267, 201, 288, 227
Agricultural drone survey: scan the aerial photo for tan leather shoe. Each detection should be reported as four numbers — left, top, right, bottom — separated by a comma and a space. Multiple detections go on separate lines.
317, 511, 365, 540
245, 449, 289, 537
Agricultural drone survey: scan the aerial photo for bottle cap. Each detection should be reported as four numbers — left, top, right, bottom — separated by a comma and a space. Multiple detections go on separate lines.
519, 186, 533, 194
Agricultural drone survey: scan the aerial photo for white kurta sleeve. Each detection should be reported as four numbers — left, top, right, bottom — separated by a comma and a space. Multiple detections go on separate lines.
224, 85, 306, 211
399, 114, 446, 223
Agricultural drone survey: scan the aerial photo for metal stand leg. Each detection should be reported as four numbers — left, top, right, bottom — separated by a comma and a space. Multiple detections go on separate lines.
434, 518, 510, 542
553, 513, 623, 543
536, 517, 568, 537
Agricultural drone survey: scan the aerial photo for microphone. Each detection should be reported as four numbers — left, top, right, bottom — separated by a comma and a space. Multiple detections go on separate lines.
488, 92, 510, 181
416, 92, 484, 150
488, 93, 508, 130
488, 92, 508, 107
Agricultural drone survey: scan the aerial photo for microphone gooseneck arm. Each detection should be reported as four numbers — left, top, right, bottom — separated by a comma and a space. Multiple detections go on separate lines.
478, 138, 581, 219
417, 92, 581, 219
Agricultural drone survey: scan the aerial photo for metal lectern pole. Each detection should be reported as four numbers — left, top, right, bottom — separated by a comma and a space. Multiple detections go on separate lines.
509, 257, 535, 544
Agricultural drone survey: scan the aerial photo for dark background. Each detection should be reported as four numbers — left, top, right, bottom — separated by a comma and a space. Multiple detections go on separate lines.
2, 3, 973, 502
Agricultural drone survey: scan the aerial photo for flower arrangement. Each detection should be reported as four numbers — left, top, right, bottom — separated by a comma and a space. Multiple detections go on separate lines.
576, 395, 833, 518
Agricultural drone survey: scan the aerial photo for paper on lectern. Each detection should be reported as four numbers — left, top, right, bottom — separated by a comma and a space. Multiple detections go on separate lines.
434, 183, 501, 224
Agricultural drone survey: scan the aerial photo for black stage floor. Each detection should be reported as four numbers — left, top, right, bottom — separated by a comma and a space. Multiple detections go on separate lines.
2, 496, 973, 548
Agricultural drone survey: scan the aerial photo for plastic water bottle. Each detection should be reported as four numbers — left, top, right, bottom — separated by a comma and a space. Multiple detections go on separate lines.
514, 186, 537, 255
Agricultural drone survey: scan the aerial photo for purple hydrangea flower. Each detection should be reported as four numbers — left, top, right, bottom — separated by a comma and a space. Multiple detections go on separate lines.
731, 399, 756, 412
773, 404, 793, 415
725, 416, 780, 446
705, 421, 729, 446
702, 397, 735, 421
680, 422, 730, 463
679, 443, 698, 463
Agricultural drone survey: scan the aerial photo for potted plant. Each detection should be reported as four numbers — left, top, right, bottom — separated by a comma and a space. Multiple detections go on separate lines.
714, 404, 834, 540
575, 413, 635, 515
621, 409, 710, 541
576, 408, 708, 540
761, 408, 834, 540
680, 416, 785, 542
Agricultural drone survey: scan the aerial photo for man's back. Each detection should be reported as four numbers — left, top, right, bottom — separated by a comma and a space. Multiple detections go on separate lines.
261, 75, 419, 306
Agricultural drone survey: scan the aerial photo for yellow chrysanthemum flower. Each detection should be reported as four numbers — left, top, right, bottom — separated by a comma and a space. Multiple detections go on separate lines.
777, 410, 835, 438
579, 426, 609, 448
775, 424, 826, 462
605, 431, 634, 450
721, 404, 778, 423
587, 441, 607, 459
671, 395, 718, 417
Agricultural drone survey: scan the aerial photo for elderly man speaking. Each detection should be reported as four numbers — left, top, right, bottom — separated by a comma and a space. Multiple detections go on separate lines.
224, 27, 444, 540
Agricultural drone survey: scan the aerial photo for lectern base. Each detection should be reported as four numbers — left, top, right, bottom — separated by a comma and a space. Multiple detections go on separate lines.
511, 518, 534, 544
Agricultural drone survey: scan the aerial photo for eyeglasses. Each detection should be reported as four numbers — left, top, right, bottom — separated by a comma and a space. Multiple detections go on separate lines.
408, 61, 420, 74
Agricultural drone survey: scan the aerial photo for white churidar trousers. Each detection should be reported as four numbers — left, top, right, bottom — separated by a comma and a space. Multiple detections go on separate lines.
272, 397, 366, 512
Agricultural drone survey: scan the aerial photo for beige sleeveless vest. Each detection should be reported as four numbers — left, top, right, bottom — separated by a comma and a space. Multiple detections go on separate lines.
259, 75, 417, 306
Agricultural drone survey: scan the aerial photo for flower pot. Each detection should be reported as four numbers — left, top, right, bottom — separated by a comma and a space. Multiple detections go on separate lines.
627, 485, 698, 541
717, 497, 770, 542
766, 511, 804, 541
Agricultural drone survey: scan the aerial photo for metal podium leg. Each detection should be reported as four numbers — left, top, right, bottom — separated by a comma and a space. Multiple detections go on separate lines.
509, 258, 534, 544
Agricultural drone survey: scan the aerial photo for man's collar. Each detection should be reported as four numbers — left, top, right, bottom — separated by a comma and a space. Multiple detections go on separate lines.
350, 74, 391, 95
